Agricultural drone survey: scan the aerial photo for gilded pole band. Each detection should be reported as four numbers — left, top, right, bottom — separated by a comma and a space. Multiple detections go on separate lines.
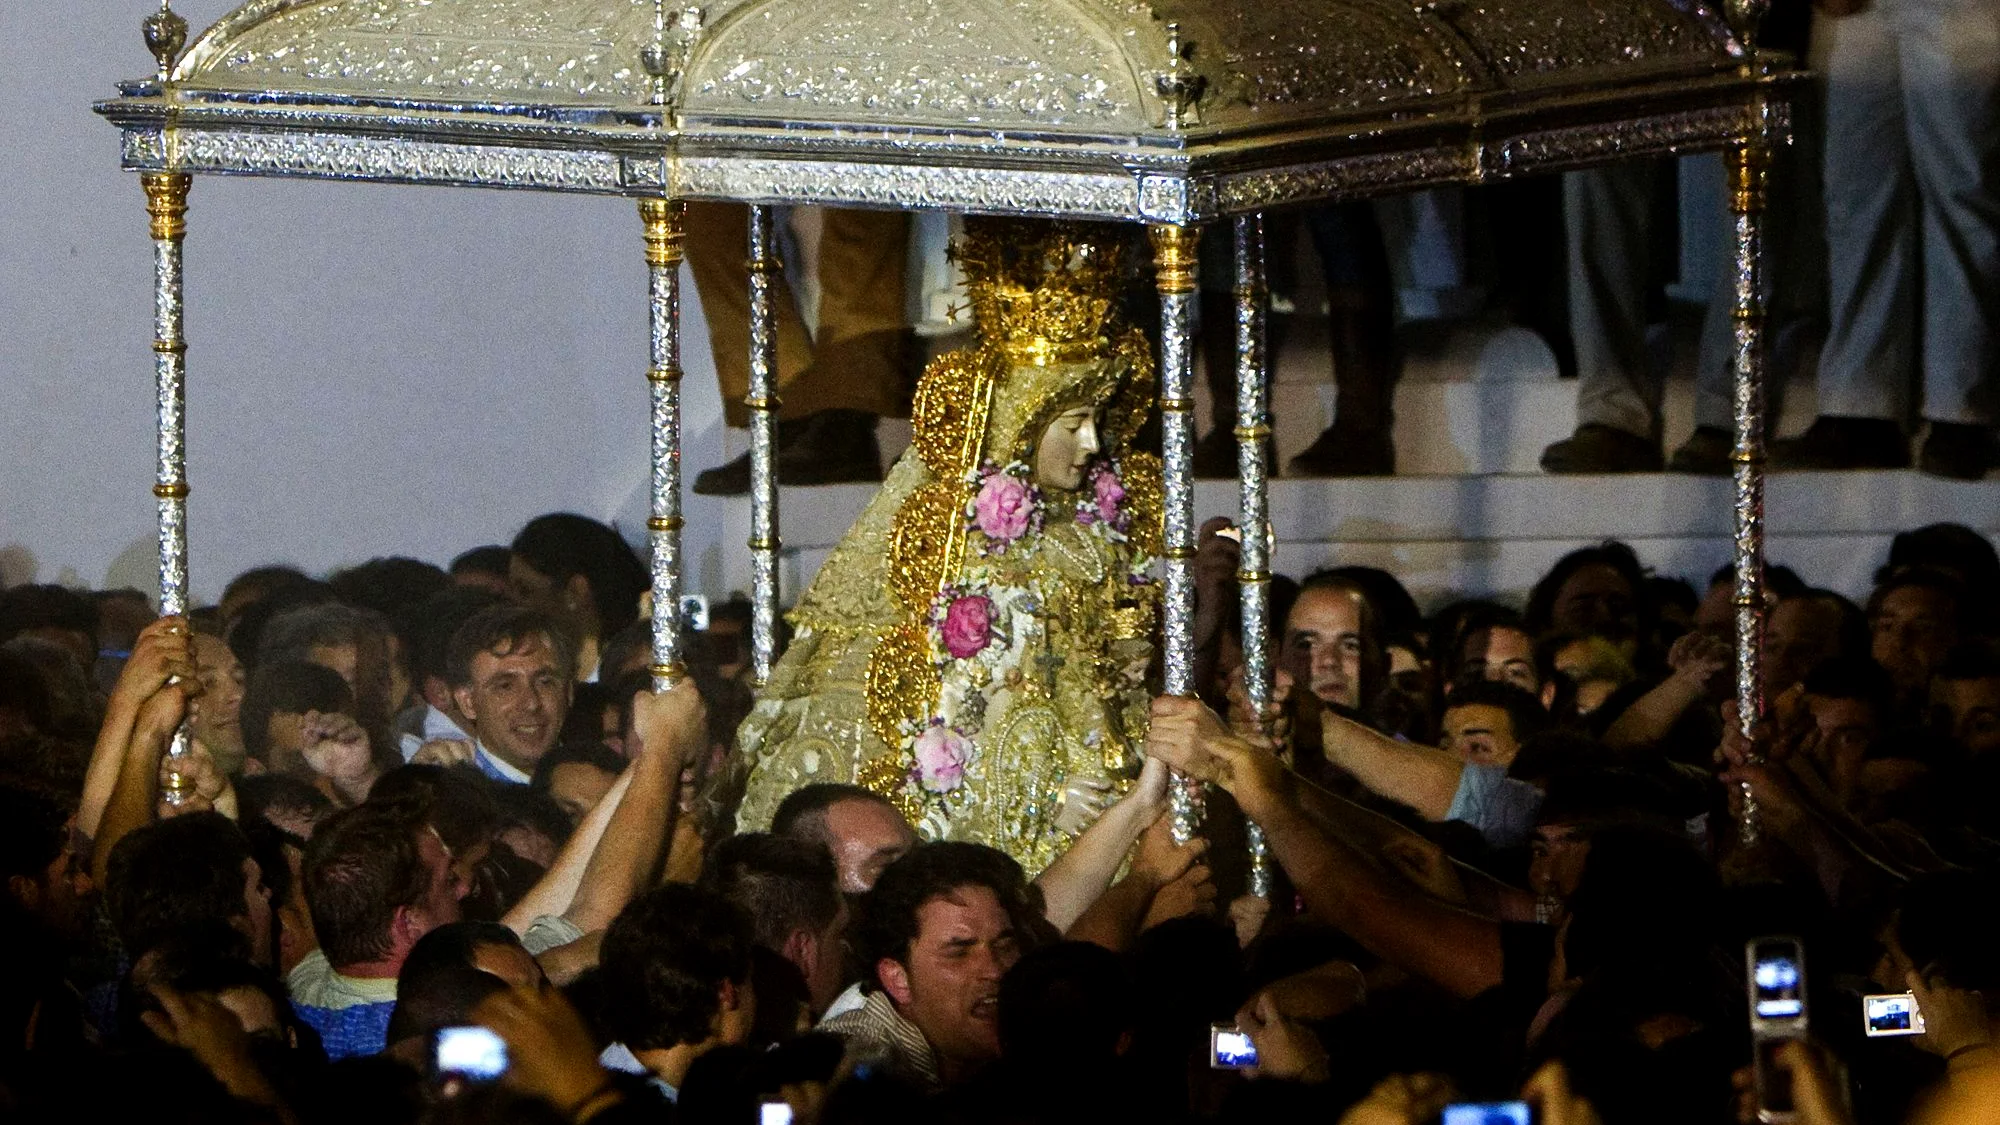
640, 198, 687, 267
1149, 224, 1199, 295
143, 173, 191, 242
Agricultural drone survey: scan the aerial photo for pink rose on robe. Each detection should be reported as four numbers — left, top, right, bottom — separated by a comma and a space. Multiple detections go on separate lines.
973, 472, 1034, 544
912, 724, 973, 793
939, 595, 995, 660
1092, 468, 1127, 524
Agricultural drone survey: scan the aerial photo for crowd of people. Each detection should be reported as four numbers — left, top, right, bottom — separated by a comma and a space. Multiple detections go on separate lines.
2, 510, 1999, 1125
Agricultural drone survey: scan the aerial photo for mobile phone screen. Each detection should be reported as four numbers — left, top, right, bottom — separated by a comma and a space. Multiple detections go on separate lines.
435, 1026, 508, 1080
1209, 1026, 1259, 1069
1442, 1102, 1533, 1125
1753, 945, 1804, 1019
1864, 993, 1924, 1036
759, 1103, 795, 1125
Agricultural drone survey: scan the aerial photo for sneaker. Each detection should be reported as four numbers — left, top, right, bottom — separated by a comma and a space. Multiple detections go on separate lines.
1539, 424, 1662, 474
1918, 422, 1999, 481
1286, 422, 1394, 477
1770, 416, 1909, 471
692, 409, 884, 495
1666, 425, 1734, 476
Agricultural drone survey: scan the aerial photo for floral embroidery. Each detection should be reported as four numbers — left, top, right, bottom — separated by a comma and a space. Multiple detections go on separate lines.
910, 720, 974, 794
938, 593, 996, 660
1075, 460, 1130, 536
967, 462, 1042, 554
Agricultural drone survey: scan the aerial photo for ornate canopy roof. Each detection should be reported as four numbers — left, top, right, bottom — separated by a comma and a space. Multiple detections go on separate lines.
98, 0, 1797, 221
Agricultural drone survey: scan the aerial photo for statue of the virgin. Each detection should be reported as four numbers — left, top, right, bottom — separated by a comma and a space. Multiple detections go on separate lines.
726, 217, 1162, 875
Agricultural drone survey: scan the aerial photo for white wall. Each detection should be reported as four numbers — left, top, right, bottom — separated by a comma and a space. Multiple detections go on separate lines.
1, 1, 729, 604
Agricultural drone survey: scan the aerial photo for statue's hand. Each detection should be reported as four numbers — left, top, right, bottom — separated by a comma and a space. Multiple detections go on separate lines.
1054, 777, 1114, 836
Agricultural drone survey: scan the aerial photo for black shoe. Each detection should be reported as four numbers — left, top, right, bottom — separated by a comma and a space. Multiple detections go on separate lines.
692, 409, 884, 496
1918, 422, 1999, 481
1770, 415, 1909, 471
1192, 426, 1278, 479
1286, 422, 1394, 477
1667, 425, 1733, 476
1540, 424, 1662, 473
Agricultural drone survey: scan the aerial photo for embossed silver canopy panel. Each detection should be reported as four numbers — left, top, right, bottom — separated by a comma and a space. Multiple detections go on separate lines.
99, 0, 1800, 220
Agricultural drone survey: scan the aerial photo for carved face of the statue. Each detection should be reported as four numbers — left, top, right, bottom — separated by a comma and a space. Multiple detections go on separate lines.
1033, 406, 1101, 490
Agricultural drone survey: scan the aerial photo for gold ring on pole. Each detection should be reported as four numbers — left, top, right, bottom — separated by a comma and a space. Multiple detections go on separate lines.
1148, 225, 1199, 294
743, 395, 781, 411
648, 366, 683, 383
142, 173, 191, 242
1236, 569, 1271, 583
651, 661, 687, 682
747, 537, 781, 551
639, 198, 687, 266
1232, 423, 1272, 439
648, 517, 684, 532
1158, 397, 1195, 413
152, 339, 187, 354
153, 483, 190, 499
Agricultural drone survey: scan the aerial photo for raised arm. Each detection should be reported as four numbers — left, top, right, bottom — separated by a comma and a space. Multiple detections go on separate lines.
1318, 710, 1464, 821
1033, 756, 1169, 931
561, 681, 704, 935
91, 677, 193, 888
502, 766, 636, 934
1149, 697, 1505, 999
79, 617, 196, 839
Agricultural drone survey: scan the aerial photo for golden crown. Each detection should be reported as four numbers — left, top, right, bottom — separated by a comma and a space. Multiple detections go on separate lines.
951, 218, 1127, 367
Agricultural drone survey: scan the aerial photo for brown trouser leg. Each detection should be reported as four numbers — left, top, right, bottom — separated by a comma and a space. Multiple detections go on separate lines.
684, 203, 911, 428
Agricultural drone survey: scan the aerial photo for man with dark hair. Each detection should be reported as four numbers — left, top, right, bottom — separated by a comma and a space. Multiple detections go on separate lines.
508, 513, 648, 683
1869, 566, 1966, 716
385, 920, 541, 1063
701, 833, 849, 1015
598, 884, 757, 1101
445, 605, 576, 783
291, 802, 465, 1058
1439, 680, 1550, 771
218, 565, 314, 632
1935, 644, 2000, 759
449, 545, 515, 598
328, 556, 451, 623
258, 602, 406, 729
770, 782, 917, 895
0, 782, 96, 1059
240, 660, 356, 775
104, 812, 273, 968
823, 841, 1038, 1092
530, 740, 626, 824
395, 585, 504, 761
0, 584, 100, 673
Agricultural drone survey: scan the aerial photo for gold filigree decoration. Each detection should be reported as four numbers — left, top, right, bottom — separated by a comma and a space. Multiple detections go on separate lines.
1098, 330, 1160, 461
953, 217, 1129, 367
889, 481, 965, 614
1121, 451, 1166, 559
857, 752, 924, 825
910, 349, 998, 479
865, 622, 938, 749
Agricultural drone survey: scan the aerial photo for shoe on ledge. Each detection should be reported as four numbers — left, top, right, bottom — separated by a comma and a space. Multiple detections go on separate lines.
1540, 424, 1662, 474
1919, 421, 1999, 481
1286, 422, 1394, 477
1192, 425, 1279, 480
1770, 415, 1909, 471
1666, 425, 1736, 476
692, 408, 884, 496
